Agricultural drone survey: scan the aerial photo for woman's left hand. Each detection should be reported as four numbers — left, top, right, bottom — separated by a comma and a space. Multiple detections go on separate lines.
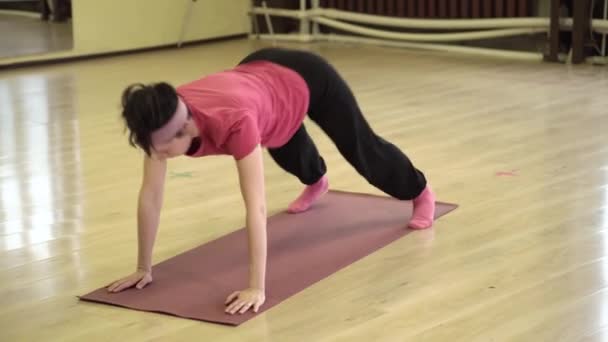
225, 288, 266, 314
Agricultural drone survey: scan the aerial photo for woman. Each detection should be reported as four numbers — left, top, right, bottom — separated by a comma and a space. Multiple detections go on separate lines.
107, 47, 436, 315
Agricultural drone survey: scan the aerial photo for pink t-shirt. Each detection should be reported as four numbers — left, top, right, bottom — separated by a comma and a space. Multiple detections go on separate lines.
176, 61, 309, 160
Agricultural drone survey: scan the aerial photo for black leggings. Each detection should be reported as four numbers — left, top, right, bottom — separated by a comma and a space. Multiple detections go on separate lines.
238, 48, 426, 200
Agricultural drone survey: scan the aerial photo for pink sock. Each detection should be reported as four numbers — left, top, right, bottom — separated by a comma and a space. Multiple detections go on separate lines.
288, 175, 329, 214
408, 185, 436, 229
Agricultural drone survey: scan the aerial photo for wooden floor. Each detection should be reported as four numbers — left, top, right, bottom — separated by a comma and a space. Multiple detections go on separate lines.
1, 38, 608, 341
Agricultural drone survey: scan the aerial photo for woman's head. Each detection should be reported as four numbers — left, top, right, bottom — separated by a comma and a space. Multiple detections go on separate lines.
121, 82, 197, 159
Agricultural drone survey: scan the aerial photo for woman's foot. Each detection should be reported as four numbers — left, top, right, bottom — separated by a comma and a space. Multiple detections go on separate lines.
288, 175, 329, 213
408, 185, 436, 229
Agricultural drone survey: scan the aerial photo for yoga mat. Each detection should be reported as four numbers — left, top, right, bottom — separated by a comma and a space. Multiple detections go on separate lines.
79, 190, 458, 326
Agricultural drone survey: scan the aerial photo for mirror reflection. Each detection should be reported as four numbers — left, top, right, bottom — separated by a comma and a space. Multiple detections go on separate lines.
0, 0, 73, 59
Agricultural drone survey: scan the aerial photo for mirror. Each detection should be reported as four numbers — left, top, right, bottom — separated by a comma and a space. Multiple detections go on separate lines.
0, 0, 73, 59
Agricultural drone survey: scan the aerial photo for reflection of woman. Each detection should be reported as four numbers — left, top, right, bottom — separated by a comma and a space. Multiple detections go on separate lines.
40, 0, 71, 22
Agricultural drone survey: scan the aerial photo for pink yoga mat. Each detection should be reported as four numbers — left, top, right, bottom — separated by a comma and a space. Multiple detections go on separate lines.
79, 190, 458, 326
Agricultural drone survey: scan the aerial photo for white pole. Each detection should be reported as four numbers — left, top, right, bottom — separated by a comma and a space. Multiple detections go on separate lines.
312, 17, 548, 42
311, 0, 320, 38
262, 1, 275, 37
177, 0, 196, 48
592, 19, 608, 32
300, 0, 309, 37
255, 33, 315, 42
321, 8, 549, 30
261, 1, 278, 46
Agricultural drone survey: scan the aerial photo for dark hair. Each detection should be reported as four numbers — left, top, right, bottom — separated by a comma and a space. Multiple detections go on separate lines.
120, 82, 178, 156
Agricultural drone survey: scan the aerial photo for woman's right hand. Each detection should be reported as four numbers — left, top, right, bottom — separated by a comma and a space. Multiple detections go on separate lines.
107, 269, 153, 293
